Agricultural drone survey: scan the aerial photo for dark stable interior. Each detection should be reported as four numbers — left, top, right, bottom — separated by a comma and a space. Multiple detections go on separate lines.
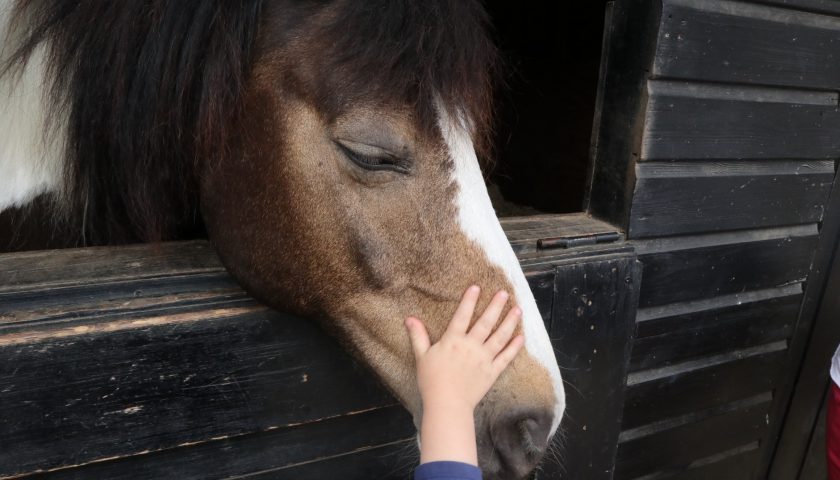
485, 0, 609, 216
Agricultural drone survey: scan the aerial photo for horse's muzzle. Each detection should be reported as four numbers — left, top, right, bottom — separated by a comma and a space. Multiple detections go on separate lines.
488, 408, 554, 479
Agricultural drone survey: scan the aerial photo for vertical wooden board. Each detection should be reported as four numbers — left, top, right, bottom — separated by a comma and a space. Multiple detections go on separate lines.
539, 254, 641, 480
585, 0, 663, 228
638, 234, 817, 307
655, 0, 840, 90
628, 161, 835, 238
797, 386, 829, 480
642, 81, 840, 161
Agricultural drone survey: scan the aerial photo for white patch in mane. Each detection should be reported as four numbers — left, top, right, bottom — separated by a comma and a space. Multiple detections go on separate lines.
0, 0, 67, 212
438, 107, 566, 437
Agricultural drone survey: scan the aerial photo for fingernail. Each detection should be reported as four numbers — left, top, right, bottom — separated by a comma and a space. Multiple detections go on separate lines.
499, 290, 509, 299
469, 285, 480, 293
512, 307, 521, 316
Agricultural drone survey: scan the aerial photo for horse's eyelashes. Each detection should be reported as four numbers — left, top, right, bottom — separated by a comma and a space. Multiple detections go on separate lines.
336, 143, 409, 174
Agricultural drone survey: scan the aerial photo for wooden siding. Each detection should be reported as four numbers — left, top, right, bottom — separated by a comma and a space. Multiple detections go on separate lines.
587, 0, 840, 478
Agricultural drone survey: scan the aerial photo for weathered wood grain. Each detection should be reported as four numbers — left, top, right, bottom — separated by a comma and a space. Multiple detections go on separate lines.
630, 293, 800, 370
637, 229, 817, 307
0, 241, 223, 294
627, 442, 761, 480
622, 345, 786, 430
629, 160, 835, 238
35, 407, 414, 480
615, 395, 771, 479
0, 306, 397, 477
655, 0, 840, 90
538, 253, 641, 480
642, 80, 840, 161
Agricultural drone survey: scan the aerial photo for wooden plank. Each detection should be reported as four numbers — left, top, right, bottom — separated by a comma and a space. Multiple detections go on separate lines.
655, 0, 840, 90
756, 0, 840, 16
0, 307, 396, 477
243, 440, 415, 480
0, 241, 223, 294
638, 231, 817, 307
0, 272, 249, 327
36, 407, 414, 480
585, 0, 663, 227
641, 80, 840, 161
628, 161, 835, 238
501, 213, 622, 255
630, 443, 761, 480
635, 285, 802, 337
630, 294, 800, 371
797, 386, 829, 480
615, 396, 772, 479
622, 346, 786, 430
539, 253, 642, 480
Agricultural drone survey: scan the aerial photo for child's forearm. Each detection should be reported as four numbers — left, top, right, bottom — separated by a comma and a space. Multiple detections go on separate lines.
420, 403, 478, 466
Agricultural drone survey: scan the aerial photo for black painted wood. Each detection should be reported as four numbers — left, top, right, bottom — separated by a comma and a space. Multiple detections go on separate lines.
630, 294, 800, 371
756, 0, 840, 16
767, 184, 840, 478
41, 407, 414, 480
622, 347, 786, 430
585, 0, 662, 229
0, 305, 399, 477
629, 161, 835, 238
633, 443, 761, 480
797, 385, 829, 480
638, 232, 817, 307
655, 0, 840, 90
642, 80, 840, 161
615, 396, 772, 479
537, 253, 642, 480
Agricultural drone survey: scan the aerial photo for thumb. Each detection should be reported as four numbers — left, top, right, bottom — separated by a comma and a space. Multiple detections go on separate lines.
405, 316, 431, 359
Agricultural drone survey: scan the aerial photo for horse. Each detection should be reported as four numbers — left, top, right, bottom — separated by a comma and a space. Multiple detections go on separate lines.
0, 1, 565, 478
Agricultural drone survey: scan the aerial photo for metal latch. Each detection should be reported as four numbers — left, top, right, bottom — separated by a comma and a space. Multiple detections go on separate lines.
537, 231, 621, 250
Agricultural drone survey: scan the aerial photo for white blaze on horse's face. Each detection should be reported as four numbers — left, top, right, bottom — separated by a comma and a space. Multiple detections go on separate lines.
438, 108, 566, 437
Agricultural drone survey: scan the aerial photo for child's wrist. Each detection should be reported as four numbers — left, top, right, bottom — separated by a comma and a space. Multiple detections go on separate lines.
422, 396, 476, 417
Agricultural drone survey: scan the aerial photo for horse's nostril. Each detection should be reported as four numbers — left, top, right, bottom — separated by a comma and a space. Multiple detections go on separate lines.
491, 409, 553, 479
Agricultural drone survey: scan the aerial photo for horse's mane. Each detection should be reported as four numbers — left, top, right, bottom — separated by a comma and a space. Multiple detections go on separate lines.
2, 0, 498, 244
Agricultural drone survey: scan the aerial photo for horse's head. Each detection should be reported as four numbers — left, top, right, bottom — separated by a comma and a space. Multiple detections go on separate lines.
200, 2, 564, 477
2, 0, 564, 476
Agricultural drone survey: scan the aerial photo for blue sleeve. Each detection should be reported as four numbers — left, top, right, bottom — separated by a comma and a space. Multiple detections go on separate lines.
414, 461, 482, 480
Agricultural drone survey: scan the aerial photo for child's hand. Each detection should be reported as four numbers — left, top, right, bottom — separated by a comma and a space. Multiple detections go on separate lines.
405, 285, 524, 415
405, 285, 524, 466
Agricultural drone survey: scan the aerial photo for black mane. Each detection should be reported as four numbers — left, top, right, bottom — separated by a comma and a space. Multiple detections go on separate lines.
3, 0, 498, 244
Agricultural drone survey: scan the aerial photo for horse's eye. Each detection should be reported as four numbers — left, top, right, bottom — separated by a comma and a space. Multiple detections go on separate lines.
336, 142, 409, 174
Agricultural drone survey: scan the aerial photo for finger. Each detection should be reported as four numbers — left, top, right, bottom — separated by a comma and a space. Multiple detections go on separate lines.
485, 305, 521, 356
446, 285, 480, 336
405, 317, 431, 359
468, 290, 509, 342
492, 334, 524, 377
